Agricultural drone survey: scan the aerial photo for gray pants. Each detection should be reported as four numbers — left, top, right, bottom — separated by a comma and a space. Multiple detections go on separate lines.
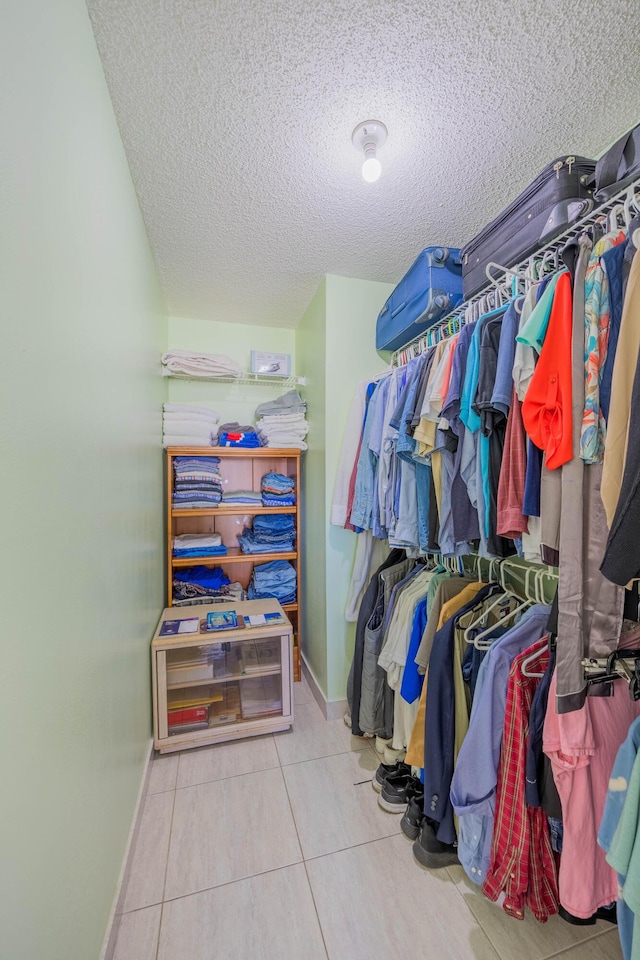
557, 234, 624, 713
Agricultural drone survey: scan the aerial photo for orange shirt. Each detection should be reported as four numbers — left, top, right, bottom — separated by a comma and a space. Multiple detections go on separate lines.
522, 271, 573, 470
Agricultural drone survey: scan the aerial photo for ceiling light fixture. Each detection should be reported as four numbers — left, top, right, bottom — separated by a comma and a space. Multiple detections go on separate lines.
352, 120, 388, 183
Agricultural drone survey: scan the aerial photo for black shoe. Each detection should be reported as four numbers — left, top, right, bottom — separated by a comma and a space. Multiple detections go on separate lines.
378, 773, 423, 813
400, 794, 425, 840
412, 820, 459, 868
372, 761, 410, 794
559, 903, 617, 926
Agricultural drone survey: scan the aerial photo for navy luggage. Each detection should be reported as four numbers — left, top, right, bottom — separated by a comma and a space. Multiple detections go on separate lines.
376, 247, 463, 352
461, 156, 596, 300
594, 124, 640, 202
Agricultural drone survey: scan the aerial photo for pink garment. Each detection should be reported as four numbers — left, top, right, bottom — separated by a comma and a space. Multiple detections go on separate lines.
344, 433, 362, 532
544, 633, 640, 917
497, 387, 529, 539
440, 334, 459, 404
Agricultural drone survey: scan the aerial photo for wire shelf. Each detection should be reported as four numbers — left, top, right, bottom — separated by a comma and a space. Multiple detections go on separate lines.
163, 370, 306, 388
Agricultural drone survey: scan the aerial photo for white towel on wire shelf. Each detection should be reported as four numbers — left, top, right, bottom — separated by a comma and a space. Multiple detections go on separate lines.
162, 350, 242, 378
164, 403, 221, 419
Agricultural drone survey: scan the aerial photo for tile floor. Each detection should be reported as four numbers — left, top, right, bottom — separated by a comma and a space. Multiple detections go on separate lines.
111, 677, 623, 960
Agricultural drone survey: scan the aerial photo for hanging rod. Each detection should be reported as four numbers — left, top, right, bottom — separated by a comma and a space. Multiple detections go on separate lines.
391, 176, 640, 367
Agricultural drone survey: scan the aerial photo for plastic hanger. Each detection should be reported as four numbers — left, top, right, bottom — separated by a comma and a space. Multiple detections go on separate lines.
471, 562, 532, 649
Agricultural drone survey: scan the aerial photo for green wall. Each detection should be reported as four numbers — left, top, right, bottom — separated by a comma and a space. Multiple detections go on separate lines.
324, 276, 392, 701
1, 2, 166, 959
167, 316, 296, 426
296, 276, 392, 701
295, 281, 328, 690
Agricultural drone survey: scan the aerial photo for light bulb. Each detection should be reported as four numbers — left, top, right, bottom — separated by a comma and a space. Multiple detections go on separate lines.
362, 156, 381, 183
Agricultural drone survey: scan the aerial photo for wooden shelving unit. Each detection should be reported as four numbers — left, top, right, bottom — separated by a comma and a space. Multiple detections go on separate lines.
165, 446, 302, 680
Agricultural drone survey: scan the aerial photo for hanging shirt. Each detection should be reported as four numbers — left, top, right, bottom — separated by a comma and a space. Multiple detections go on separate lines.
516, 271, 562, 353
482, 639, 558, 922
349, 377, 387, 531
497, 388, 529, 539
450, 605, 551, 886
581, 231, 626, 464
521, 272, 574, 470
491, 299, 520, 416
423, 583, 499, 846
598, 714, 640, 960
544, 639, 640, 919
512, 286, 539, 402
602, 251, 640, 527
600, 238, 629, 423
405, 580, 483, 769
331, 379, 369, 526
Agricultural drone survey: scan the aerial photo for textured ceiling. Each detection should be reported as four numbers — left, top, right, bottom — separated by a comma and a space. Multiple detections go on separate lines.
87, 0, 640, 328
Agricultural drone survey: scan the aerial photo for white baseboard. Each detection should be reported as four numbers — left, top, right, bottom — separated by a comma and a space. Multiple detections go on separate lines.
99, 738, 154, 960
301, 656, 348, 722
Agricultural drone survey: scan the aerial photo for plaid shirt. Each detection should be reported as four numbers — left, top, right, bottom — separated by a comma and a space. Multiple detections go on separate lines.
482, 638, 559, 921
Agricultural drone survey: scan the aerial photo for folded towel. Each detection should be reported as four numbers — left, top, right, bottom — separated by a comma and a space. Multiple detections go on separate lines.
255, 391, 306, 417
257, 413, 308, 425
163, 421, 215, 438
162, 350, 242, 378
173, 533, 223, 549
164, 435, 214, 447
163, 411, 219, 425
165, 403, 221, 418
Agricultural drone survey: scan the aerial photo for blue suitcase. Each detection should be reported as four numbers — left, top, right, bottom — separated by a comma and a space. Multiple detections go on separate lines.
376, 247, 463, 352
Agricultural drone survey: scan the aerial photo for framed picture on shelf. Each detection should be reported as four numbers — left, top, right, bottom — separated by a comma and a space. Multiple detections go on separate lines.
251, 351, 291, 377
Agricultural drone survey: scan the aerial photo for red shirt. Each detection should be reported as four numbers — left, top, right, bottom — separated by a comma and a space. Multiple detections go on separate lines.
483, 639, 559, 921
521, 272, 573, 470
497, 387, 529, 538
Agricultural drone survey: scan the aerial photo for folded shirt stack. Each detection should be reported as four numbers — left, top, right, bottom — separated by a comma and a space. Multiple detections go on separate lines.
163, 403, 220, 448
173, 456, 223, 509
247, 559, 297, 605
221, 490, 263, 506
216, 422, 262, 448
255, 391, 309, 450
237, 514, 296, 555
261, 472, 296, 507
172, 564, 232, 601
172, 533, 228, 558
172, 582, 244, 606
162, 350, 242, 379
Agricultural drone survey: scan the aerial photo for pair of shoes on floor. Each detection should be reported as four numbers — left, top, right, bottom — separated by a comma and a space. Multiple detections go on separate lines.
374, 737, 406, 766
371, 761, 410, 794
412, 820, 459, 869
378, 770, 424, 814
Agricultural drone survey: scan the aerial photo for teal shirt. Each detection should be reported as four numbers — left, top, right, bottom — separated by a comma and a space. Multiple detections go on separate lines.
515, 271, 564, 352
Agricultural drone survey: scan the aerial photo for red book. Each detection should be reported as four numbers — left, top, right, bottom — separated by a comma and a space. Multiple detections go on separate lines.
168, 706, 208, 727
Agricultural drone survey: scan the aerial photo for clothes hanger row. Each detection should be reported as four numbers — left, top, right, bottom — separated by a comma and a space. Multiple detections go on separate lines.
456, 556, 557, 652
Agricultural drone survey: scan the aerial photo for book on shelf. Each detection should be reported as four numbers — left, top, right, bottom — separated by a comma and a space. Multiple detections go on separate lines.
168, 720, 210, 734
169, 686, 224, 709
168, 705, 208, 727
159, 617, 200, 637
